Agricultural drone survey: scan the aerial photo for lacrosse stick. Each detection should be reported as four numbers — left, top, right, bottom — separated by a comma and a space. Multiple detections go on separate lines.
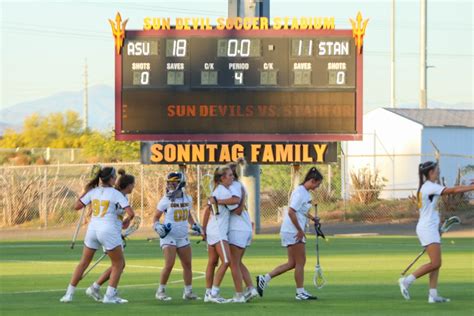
310, 205, 326, 289
70, 207, 86, 249
81, 216, 141, 279
400, 216, 461, 276
201, 173, 228, 263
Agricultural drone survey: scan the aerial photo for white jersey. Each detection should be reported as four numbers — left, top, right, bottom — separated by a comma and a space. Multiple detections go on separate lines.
206, 184, 234, 238
157, 194, 193, 239
280, 185, 312, 234
229, 181, 252, 233
417, 181, 445, 230
80, 187, 129, 233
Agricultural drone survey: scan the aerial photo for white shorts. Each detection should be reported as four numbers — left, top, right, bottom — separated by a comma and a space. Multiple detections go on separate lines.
206, 230, 228, 246
160, 235, 190, 249
280, 232, 306, 247
416, 227, 441, 247
228, 230, 252, 249
84, 229, 122, 251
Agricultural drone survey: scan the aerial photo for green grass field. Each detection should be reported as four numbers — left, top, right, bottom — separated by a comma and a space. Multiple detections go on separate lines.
0, 235, 473, 316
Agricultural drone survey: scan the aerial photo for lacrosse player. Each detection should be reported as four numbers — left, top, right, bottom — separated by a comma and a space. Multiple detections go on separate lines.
227, 161, 259, 302
85, 169, 135, 302
153, 172, 202, 301
202, 166, 243, 303
60, 166, 135, 304
399, 161, 474, 303
257, 167, 323, 300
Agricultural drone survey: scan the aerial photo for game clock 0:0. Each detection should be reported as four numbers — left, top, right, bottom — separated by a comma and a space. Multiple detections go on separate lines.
116, 28, 363, 142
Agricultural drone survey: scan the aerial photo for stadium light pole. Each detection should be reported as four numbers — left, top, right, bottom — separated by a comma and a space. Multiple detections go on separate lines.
228, 0, 270, 234
390, 0, 396, 108
419, 0, 427, 109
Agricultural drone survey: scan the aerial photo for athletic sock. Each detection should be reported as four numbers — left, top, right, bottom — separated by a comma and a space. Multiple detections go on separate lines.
296, 288, 305, 295
429, 288, 438, 297
405, 274, 416, 287
235, 292, 243, 298
264, 273, 272, 283
158, 284, 166, 293
184, 285, 192, 294
211, 286, 220, 297
205, 288, 212, 295
247, 286, 255, 291
66, 284, 76, 295
92, 282, 100, 290
105, 286, 117, 297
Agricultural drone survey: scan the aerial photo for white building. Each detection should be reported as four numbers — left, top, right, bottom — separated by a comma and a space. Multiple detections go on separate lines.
344, 108, 474, 199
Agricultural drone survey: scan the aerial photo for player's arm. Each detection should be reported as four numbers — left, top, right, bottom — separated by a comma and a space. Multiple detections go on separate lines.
201, 205, 211, 238
154, 210, 164, 224
232, 188, 246, 216
288, 208, 305, 241
210, 196, 240, 205
442, 184, 474, 195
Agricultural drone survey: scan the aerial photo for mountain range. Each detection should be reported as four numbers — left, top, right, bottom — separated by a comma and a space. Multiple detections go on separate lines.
0, 85, 114, 135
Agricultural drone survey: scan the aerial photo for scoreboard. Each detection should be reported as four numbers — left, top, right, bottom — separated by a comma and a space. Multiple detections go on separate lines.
115, 28, 363, 141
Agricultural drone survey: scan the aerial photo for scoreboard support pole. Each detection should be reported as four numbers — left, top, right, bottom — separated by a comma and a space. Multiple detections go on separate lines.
229, 0, 270, 234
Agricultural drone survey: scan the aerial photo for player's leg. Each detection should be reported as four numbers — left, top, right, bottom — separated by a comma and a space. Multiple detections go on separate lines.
426, 247, 449, 303
103, 245, 127, 303
60, 245, 96, 302
292, 243, 316, 300
256, 244, 296, 297
204, 245, 219, 302
230, 244, 250, 302
177, 244, 200, 300
156, 245, 177, 301
209, 241, 232, 303
399, 243, 441, 300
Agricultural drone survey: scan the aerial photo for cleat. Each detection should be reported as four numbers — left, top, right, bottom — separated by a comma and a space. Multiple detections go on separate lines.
244, 288, 259, 302
429, 295, 450, 303
59, 293, 73, 303
206, 294, 231, 304
155, 290, 172, 301
295, 290, 318, 300
182, 291, 201, 300
85, 286, 103, 302
398, 277, 411, 300
231, 294, 246, 303
256, 275, 267, 297
103, 295, 128, 304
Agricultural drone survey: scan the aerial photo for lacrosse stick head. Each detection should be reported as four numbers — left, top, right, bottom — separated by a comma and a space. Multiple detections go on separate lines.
123, 216, 141, 238
313, 264, 326, 289
440, 216, 461, 233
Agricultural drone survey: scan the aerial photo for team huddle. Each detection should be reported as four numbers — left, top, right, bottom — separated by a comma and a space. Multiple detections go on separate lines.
59, 161, 474, 305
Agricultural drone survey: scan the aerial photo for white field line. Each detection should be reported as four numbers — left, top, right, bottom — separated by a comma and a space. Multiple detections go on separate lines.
0, 260, 205, 295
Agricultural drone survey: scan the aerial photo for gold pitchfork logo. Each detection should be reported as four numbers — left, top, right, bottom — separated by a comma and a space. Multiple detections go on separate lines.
109, 12, 128, 55
350, 12, 369, 54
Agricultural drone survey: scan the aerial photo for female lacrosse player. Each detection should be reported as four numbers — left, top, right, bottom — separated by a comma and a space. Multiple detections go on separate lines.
85, 169, 135, 302
256, 167, 323, 300
398, 161, 474, 303
153, 172, 202, 301
60, 166, 135, 304
227, 161, 259, 301
202, 166, 244, 303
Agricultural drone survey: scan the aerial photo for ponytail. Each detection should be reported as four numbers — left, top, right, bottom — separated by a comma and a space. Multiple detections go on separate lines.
417, 161, 438, 201
115, 168, 135, 191
83, 165, 116, 193
301, 166, 323, 185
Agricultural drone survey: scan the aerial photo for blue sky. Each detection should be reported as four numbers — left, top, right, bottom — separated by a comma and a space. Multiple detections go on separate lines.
1, 0, 472, 111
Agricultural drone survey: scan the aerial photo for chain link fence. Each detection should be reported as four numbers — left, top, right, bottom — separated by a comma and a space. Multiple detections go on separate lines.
1, 155, 472, 238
